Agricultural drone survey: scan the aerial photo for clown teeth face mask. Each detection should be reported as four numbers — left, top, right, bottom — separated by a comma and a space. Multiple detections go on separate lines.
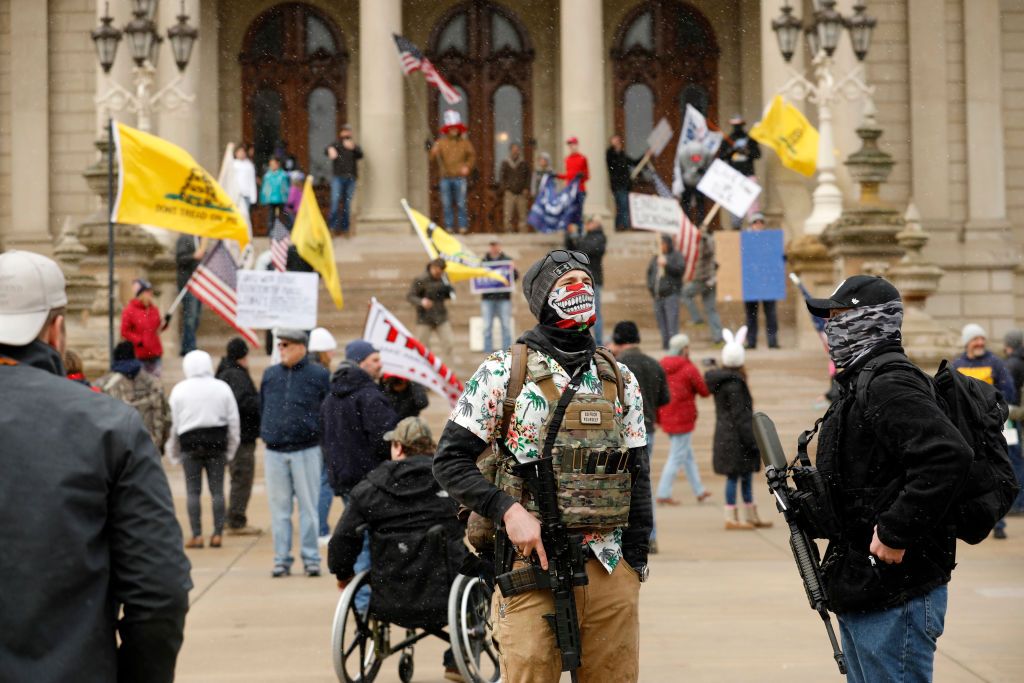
547, 282, 597, 330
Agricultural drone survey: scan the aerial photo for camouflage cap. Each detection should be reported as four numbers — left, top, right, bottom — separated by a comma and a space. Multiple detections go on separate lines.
383, 416, 436, 455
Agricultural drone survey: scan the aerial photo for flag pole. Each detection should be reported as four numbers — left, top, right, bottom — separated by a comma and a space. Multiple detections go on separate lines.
107, 118, 115, 363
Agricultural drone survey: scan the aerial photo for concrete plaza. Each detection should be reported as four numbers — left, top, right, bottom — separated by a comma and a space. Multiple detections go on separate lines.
167, 345, 1024, 682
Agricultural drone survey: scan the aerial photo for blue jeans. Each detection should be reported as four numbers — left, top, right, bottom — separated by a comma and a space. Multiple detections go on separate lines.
682, 280, 723, 343
646, 432, 657, 542
656, 432, 705, 499
340, 491, 372, 612
481, 298, 512, 353
613, 189, 630, 230
264, 446, 322, 570
839, 585, 947, 683
329, 175, 357, 233
440, 176, 468, 230
725, 472, 753, 506
592, 284, 604, 346
318, 467, 334, 537
653, 294, 680, 350
180, 291, 201, 356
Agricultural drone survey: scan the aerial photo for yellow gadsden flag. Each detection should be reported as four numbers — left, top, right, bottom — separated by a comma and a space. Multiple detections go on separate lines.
292, 176, 344, 309
112, 122, 250, 247
400, 200, 508, 284
750, 95, 820, 177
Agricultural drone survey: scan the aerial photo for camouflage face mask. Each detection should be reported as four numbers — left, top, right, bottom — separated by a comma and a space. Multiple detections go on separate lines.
825, 301, 904, 369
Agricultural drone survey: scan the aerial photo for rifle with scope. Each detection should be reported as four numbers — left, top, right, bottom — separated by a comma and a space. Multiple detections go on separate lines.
753, 411, 846, 675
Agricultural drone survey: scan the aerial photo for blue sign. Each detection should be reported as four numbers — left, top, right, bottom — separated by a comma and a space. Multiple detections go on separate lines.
741, 230, 786, 302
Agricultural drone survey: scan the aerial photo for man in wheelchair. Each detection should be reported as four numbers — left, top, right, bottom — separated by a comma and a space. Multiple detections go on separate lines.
328, 416, 468, 682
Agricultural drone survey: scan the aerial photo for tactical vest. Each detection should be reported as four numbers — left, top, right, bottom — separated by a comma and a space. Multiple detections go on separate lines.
467, 345, 632, 551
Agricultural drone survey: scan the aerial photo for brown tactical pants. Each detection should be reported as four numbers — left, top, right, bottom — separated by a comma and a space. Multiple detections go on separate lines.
493, 558, 641, 683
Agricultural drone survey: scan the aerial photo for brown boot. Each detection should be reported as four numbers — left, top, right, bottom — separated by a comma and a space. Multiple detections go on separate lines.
724, 506, 753, 530
185, 536, 204, 549
744, 504, 773, 529
209, 535, 222, 548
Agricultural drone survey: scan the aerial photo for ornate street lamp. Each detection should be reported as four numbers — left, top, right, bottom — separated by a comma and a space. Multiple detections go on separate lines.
166, 7, 199, 72
90, 4, 122, 74
122, 8, 157, 67
814, 0, 845, 57
772, 2, 802, 63
846, 2, 877, 62
805, 24, 821, 61
148, 33, 163, 69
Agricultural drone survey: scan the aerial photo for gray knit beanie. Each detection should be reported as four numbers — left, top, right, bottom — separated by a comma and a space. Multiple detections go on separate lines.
521, 250, 594, 320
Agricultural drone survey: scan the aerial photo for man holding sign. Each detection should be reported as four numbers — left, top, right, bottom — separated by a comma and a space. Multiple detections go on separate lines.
606, 135, 643, 232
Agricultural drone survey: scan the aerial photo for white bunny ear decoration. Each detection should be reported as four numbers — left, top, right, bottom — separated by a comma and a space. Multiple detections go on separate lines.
722, 328, 734, 345
735, 325, 748, 347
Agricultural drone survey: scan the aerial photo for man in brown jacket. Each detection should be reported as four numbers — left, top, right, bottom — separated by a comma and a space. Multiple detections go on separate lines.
430, 110, 476, 234
499, 142, 530, 232
406, 258, 455, 363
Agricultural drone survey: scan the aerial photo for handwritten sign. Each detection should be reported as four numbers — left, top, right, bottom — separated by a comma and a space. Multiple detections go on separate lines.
236, 270, 319, 330
647, 118, 674, 156
628, 193, 683, 235
696, 159, 762, 218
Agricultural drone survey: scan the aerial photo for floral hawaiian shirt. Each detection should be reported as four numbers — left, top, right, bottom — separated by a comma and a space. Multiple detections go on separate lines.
449, 348, 647, 573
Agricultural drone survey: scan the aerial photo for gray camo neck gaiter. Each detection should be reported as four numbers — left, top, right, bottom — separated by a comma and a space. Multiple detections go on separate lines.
825, 301, 904, 369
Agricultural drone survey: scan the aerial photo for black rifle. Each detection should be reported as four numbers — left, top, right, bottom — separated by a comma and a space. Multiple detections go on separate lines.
753, 412, 847, 675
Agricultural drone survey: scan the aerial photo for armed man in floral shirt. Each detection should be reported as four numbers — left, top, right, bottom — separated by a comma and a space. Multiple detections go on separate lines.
434, 249, 652, 683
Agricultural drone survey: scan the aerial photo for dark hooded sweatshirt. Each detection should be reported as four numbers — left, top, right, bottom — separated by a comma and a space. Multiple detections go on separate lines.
320, 361, 399, 493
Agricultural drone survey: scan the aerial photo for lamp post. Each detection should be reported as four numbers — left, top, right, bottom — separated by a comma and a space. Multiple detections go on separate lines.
91, 0, 198, 133
772, 0, 877, 235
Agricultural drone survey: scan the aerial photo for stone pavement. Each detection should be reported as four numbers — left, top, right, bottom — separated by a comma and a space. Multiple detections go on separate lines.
164, 344, 1024, 682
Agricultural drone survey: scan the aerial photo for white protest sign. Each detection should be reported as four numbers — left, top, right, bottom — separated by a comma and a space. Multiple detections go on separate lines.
646, 118, 674, 156
696, 159, 762, 218
628, 193, 683, 235
236, 270, 319, 330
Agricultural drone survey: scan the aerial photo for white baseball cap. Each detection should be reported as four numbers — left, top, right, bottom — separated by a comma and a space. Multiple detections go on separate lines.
0, 250, 68, 346
308, 327, 337, 353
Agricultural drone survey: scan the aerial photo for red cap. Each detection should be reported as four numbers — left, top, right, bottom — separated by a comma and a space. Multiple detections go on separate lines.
566, 136, 578, 145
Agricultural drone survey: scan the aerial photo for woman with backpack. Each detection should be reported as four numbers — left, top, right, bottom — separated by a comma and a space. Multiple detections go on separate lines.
705, 327, 771, 530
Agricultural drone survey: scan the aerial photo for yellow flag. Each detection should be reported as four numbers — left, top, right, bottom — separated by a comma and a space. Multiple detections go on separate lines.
750, 95, 820, 177
292, 177, 343, 309
112, 122, 250, 246
401, 201, 509, 284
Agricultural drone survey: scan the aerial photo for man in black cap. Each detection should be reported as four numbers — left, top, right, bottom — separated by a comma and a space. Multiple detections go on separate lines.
434, 249, 652, 683
801, 275, 973, 683
719, 114, 761, 229
216, 337, 262, 536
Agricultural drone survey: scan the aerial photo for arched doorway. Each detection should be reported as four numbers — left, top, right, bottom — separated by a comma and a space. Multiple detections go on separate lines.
427, 1, 534, 233
611, 1, 719, 188
240, 3, 348, 234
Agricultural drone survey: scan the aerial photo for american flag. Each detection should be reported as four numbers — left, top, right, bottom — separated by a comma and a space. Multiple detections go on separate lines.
270, 219, 291, 273
643, 166, 701, 281
392, 33, 462, 105
186, 241, 260, 347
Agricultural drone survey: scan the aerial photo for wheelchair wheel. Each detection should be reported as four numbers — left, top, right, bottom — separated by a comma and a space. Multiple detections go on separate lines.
398, 650, 414, 683
331, 571, 383, 683
448, 574, 501, 683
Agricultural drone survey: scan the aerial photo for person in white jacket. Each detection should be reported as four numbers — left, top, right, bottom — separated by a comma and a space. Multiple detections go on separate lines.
166, 350, 240, 549
231, 144, 258, 227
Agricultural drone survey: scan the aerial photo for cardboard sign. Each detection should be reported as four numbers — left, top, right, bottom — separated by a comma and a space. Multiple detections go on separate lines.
629, 193, 683, 235
647, 118, 674, 156
236, 270, 319, 330
714, 231, 742, 303
470, 260, 515, 295
697, 159, 762, 218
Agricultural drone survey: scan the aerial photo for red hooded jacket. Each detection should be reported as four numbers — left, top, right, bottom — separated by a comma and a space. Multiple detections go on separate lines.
558, 153, 590, 192
657, 355, 709, 434
120, 298, 163, 361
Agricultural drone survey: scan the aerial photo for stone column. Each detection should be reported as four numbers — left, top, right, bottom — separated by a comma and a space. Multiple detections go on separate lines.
7, 1, 50, 250
560, 0, 610, 222
358, 0, 406, 228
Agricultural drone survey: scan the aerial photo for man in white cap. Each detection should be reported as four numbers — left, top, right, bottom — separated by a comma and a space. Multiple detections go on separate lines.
430, 109, 476, 234
0, 250, 191, 682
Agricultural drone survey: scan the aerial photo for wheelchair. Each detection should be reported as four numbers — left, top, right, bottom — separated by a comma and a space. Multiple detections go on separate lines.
330, 523, 501, 683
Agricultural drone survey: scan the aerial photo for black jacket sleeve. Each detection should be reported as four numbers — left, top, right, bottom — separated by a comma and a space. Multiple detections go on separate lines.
656, 364, 671, 409
868, 371, 973, 549
663, 251, 685, 278
328, 485, 370, 580
411, 383, 430, 413
433, 420, 517, 524
622, 444, 653, 568
361, 389, 400, 465
110, 411, 191, 683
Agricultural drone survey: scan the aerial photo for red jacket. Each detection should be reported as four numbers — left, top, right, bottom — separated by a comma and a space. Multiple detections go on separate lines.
657, 355, 710, 434
559, 153, 590, 193
120, 298, 163, 361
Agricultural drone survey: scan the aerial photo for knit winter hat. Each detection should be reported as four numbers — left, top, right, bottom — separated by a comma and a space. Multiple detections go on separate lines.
612, 321, 641, 345
521, 250, 594, 320
668, 333, 691, 356
132, 278, 152, 298
113, 340, 136, 362
1005, 329, 1024, 352
345, 339, 377, 364
309, 327, 337, 353
960, 323, 987, 347
226, 337, 249, 362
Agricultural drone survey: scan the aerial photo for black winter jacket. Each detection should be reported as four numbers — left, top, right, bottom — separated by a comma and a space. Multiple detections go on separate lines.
328, 455, 465, 580
646, 251, 686, 299
617, 348, 670, 432
564, 228, 607, 286
814, 344, 973, 613
321, 362, 400, 492
407, 270, 454, 326
216, 359, 261, 442
259, 357, 330, 452
606, 147, 639, 192
382, 380, 430, 420
0, 342, 191, 683
705, 368, 760, 476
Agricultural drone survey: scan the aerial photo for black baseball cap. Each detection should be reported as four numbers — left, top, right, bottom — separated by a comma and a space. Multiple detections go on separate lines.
805, 275, 901, 318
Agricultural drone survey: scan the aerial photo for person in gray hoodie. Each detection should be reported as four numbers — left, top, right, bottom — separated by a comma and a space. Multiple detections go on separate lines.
166, 350, 240, 549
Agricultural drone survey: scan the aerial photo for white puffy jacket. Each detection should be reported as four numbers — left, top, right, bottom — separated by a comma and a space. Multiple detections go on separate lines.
165, 350, 240, 463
